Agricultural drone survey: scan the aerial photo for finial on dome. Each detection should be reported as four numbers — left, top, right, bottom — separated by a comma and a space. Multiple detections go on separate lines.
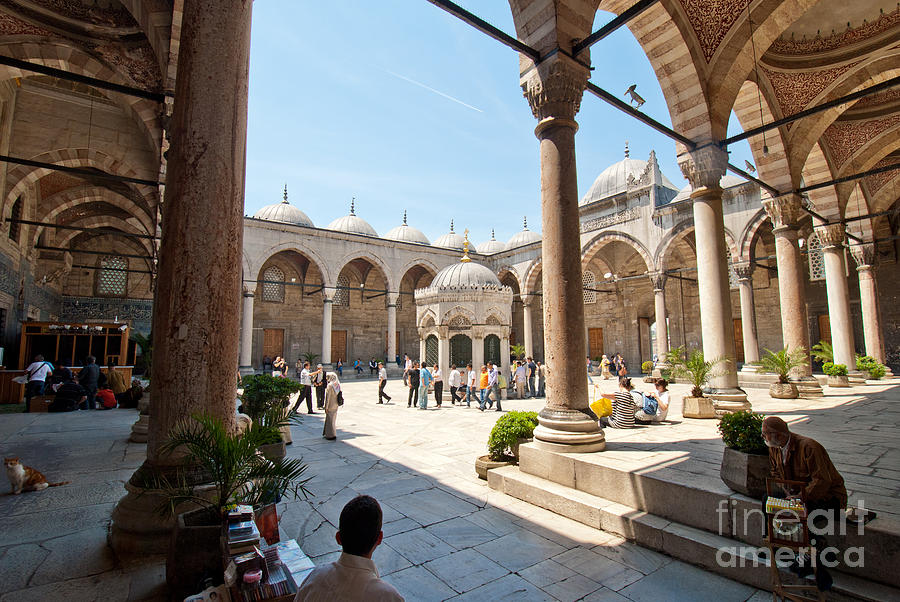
350, 197, 356, 215
402, 210, 408, 225
461, 229, 471, 263
523, 216, 528, 230
282, 184, 288, 203
490, 229, 496, 241
449, 219, 455, 233
625, 141, 630, 158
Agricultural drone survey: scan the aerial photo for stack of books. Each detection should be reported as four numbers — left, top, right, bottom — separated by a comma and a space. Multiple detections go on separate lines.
227, 519, 261, 555
233, 540, 314, 602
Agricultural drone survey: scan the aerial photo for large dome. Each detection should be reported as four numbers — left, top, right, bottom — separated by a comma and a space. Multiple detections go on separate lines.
253, 186, 314, 227
478, 229, 506, 254
433, 220, 476, 253
431, 260, 501, 288
384, 211, 429, 245
581, 146, 678, 205
506, 217, 541, 249
327, 199, 378, 237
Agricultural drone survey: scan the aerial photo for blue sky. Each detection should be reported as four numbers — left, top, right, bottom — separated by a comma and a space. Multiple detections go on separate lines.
245, 1, 754, 247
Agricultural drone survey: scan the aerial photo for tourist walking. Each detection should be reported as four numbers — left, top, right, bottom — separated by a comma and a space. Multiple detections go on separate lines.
487, 361, 502, 412
23, 354, 53, 412
526, 357, 537, 397
418, 363, 431, 410
600, 354, 612, 379
478, 365, 489, 411
514, 361, 527, 399
337, 359, 343, 377
377, 362, 392, 404
432, 364, 443, 407
294, 361, 315, 414
323, 372, 341, 440
403, 354, 412, 385
536, 361, 546, 398
295, 358, 303, 380
466, 363, 477, 407
313, 364, 326, 409
448, 364, 461, 405
407, 361, 419, 408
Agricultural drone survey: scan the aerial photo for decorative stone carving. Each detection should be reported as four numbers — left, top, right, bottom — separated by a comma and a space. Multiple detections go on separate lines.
762, 194, 803, 230
678, 146, 728, 191
647, 271, 667, 291
580, 207, 640, 233
822, 114, 900, 169
770, 8, 900, 55
521, 55, 590, 122
764, 64, 856, 118
731, 261, 754, 281
851, 242, 876, 268
815, 224, 846, 248
678, 0, 745, 62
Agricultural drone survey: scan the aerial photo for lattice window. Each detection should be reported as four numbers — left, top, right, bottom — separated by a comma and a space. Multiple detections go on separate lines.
582, 269, 597, 304
727, 256, 739, 290
98, 256, 127, 297
425, 335, 439, 366
8, 197, 21, 243
807, 233, 825, 282
450, 334, 472, 367
334, 274, 350, 307
484, 334, 501, 365
262, 266, 285, 302
448, 315, 471, 330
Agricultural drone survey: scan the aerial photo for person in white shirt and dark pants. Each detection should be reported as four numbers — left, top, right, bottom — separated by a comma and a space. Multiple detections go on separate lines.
377, 363, 391, 404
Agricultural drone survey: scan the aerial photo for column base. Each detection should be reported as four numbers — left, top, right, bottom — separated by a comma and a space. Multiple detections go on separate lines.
238, 365, 256, 376
130, 395, 151, 443
705, 387, 751, 417
793, 375, 823, 398
533, 407, 605, 453
740, 364, 760, 373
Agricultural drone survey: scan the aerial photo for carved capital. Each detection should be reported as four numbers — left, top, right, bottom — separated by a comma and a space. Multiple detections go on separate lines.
762, 194, 803, 230
321, 287, 336, 302
386, 292, 400, 307
520, 293, 539, 308
732, 260, 754, 281
850, 242, 875, 268
521, 55, 589, 123
471, 326, 485, 339
647, 271, 667, 291
242, 287, 255, 297
815, 224, 846, 249
677, 146, 728, 191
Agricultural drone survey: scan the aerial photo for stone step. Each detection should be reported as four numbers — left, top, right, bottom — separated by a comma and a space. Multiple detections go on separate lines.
489, 466, 900, 601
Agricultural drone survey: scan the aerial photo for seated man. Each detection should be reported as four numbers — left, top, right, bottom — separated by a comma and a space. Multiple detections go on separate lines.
295, 495, 403, 601
49, 379, 86, 413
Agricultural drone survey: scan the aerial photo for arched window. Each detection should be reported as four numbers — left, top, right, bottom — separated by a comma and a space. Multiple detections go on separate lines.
425, 334, 439, 366
8, 197, 21, 244
807, 233, 825, 282
582, 269, 597, 304
98, 256, 128, 297
262, 266, 285, 302
484, 334, 501, 365
334, 274, 350, 307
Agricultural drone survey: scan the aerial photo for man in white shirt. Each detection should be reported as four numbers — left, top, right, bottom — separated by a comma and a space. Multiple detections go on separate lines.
295, 495, 403, 602
514, 361, 528, 399
293, 362, 314, 414
402, 354, 412, 386
448, 364, 462, 405
487, 361, 502, 412
377, 362, 391, 404
465, 363, 476, 407
24, 354, 53, 412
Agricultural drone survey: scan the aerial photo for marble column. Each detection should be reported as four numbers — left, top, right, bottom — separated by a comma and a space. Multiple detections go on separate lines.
648, 272, 669, 365
817, 224, 856, 370
761, 194, 821, 396
472, 331, 485, 372
111, 0, 253, 556
851, 243, 886, 365
521, 294, 535, 358
522, 55, 604, 452
438, 326, 450, 397
239, 289, 255, 374
732, 261, 760, 369
678, 148, 748, 408
387, 293, 398, 363
321, 288, 335, 366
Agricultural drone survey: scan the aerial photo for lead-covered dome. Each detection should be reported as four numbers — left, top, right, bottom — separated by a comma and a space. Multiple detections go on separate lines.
253, 186, 314, 227
506, 217, 541, 249
478, 229, 506, 254
384, 211, 429, 245
581, 144, 678, 205
431, 260, 501, 288
433, 220, 476, 253
327, 199, 378, 237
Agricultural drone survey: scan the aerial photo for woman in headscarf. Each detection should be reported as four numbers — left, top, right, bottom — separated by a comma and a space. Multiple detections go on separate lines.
323, 372, 341, 440
600, 354, 612, 380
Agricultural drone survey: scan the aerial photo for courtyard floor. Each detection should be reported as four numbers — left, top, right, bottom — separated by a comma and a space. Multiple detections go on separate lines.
0, 376, 896, 601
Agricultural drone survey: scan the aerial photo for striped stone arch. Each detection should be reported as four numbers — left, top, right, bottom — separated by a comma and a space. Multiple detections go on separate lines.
869, 172, 900, 214
738, 209, 769, 261
496, 265, 522, 294
251, 241, 331, 290
733, 78, 794, 192
834, 124, 900, 218
801, 142, 841, 222
522, 260, 542, 296
655, 220, 739, 271
582, 230, 655, 273
0, 41, 162, 153
54, 216, 154, 257
332, 249, 396, 296
842, 183, 875, 242
68, 231, 155, 272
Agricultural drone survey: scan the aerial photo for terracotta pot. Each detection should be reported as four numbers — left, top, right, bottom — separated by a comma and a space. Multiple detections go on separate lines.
475, 454, 512, 480
682, 396, 716, 419
259, 441, 286, 461
720, 447, 769, 498
827, 375, 850, 388
769, 382, 799, 399
167, 507, 223, 600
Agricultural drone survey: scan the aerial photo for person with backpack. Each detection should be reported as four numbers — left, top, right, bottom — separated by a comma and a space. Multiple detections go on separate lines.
635, 379, 670, 423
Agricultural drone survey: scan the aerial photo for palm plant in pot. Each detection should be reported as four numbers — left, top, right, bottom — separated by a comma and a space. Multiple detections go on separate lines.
476, 411, 539, 479
239, 374, 303, 458
822, 362, 849, 388
718, 410, 768, 498
670, 346, 721, 419
755, 347, 807, 399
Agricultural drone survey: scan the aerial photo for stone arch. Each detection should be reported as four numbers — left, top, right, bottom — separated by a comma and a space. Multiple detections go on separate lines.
418, 309, 437, 329
496, 265, 522, 295
251, 241, 332, 289
656, 221, 739, 272
868, 172, 900, 214
333, 249, 396, 295
484, 304, 508, 325
396, 258, 438, 287
64, 230, 154, 273
800, 142, 841, 222
732, 78, 794, 192
834, 126, 900, 219
54, 216, 154, 257
582, 230, 655, 273
842, 183, 875, 242
522, 260, 542, 296
441, 305, 476, 326
738, 209, 769, 261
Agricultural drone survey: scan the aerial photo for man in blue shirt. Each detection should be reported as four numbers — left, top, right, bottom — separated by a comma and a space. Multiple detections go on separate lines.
418, 364, 431, 410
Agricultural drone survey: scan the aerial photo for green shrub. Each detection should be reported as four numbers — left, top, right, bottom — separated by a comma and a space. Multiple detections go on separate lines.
822, 363, 847, 377
811, 341, 833, 364
641, 361, 654, 374
239, 374, 303, 444
487, 411, 539, 461
718, 411, 767, 455
856, 355, 886, 379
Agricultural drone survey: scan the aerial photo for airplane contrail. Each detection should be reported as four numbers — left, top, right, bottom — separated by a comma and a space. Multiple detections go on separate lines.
386, 70, 484, 113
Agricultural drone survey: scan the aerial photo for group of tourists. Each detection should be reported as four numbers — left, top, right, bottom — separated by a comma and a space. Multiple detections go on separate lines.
597, 353, 627, 380
23, 354, 141, 412
599, 376, 670, 428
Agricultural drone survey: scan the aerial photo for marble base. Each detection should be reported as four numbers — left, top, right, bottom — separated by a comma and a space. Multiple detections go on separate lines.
532, 407, 605, 453
793, 375, 824, 398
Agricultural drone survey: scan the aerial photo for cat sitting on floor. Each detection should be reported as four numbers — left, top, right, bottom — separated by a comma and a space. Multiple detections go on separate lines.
4, 457, 69, 494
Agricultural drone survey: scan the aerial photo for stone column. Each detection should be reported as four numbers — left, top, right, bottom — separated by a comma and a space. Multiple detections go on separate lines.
817, 224, 856, 370
472, 328, 485, 372
438, 326, 450, 396
111, 0, 253, 556
521, 294, 535, 358
386, 293, 398, 363
733, 262, 760, 369
648, 272, 669, 366
239, 289, 255, 374
761, 194, 821, 396
321, 288, 335, 366
851, 244, 887, 365
522, 55, 604, 452
678, 148, 748, 409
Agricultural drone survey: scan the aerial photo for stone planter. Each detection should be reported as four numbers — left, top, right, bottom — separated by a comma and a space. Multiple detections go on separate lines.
509, 437, 532, 461
720, 447, 769, 499
259, 441, 286, 461
475, 454, 512, 480
682, 396, 716, 419
827, 375, 850, 388
167, 507, 223, 600
769, 382, 799, 399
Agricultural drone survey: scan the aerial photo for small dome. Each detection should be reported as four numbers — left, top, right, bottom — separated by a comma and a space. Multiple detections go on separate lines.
253, 186, 314, 227
384, 211, 429, 245
581, 144, 678, 205
431, 261, 501, 288
478, 229, 506, 254
327, 199, 378, 237
433, 220, 477, 253
506, 217, 541, 249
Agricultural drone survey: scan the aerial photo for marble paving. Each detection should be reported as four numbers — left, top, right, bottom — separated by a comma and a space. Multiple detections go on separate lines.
0, 376, 895, 600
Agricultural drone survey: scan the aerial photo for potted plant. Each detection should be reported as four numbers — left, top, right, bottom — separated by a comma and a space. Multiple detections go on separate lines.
510, 343, 526, 362
641, 360, 655, 382
822, 362, 849, 388
718, 410, 768, 498
475, 411, 539, 479
157, 413, 311, 599
756, 347, 807, 399
670, 347, 720, 419
239, 374, 303, 457
811, 340, 833, 364
856, 355, 887, 380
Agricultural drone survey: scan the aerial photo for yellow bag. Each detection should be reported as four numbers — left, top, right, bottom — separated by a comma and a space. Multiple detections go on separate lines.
590, 398, 612, 418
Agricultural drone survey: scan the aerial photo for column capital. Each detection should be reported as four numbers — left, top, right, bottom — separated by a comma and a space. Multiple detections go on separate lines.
762, 194, 803, 230
732, 260, 754, 281
520, 293, 538, 307
677, 146, 728, 191
815, 224, 846, 249
850, 242, 875, 268
386, 292, 400, 307
521, 54, 589, 125
647, 271, 667, 291
242, 287, 255, 297
472, 326, 485, 339
321, 287, 336, 302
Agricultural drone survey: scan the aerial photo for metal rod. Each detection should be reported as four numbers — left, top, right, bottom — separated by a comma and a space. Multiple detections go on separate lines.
573, 0, 659, 54
721, 75, 900, 146
796, 162, 900, 195
0, 154, 161, 187
726, 162, 780, 196
7, 218, 157, 240
585, 82, 696, 148
423, 0, 540, 61
842, 208, 899, 224
0, 55, 168, 102
36, 244, 153, 260
72, 263, 153, 274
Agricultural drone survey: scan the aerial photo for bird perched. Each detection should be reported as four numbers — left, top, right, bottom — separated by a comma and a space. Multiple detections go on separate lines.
744, 159, 756, 173
624, 84, 645, 109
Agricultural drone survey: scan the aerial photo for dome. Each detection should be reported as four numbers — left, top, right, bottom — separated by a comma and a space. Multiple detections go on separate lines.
253, 186, 314, 227
384, 211, 430, 245
478, 229, 506, 254
327, 199, 378, 237
506, 217, 541, 249
581, 145, 678, 205
431, 260, 501, 288
433, 220, 477, 253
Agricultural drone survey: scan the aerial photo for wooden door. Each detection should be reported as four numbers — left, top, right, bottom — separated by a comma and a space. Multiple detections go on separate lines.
588, 327, 603, 358
817, 315, 831, 344
331, 330, 347, 364
263, 329, 284, 360
732, 319, 744, 363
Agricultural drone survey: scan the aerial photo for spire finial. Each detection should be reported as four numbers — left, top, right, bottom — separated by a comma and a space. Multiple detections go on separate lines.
402, 210, 407, 225
625, 141, 630, 158
491, 228, 496, 241
523, 216, 528, 230
461, 229, 471, 263
350, 197, 356, 215
449, 219, 455, 233
282, 184, 288, 203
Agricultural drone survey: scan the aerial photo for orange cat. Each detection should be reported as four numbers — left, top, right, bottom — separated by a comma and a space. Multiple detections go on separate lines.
4, 457, 69, 494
